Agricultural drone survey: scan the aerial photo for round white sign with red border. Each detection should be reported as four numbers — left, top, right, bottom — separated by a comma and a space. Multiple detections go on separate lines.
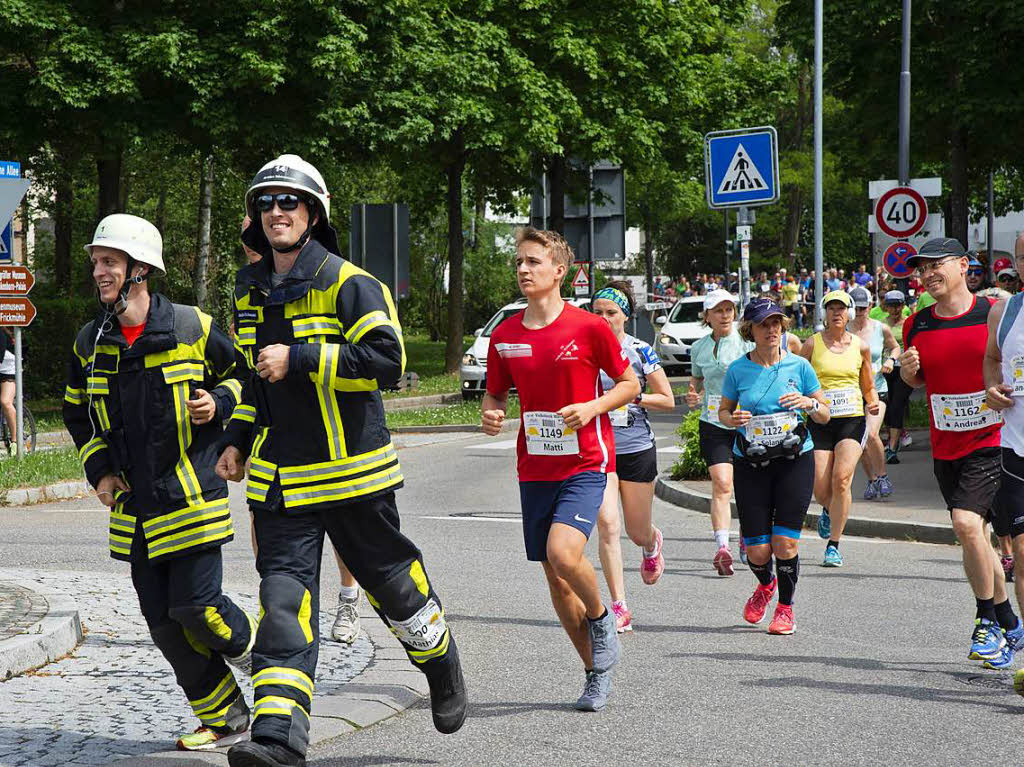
875, 186, 928, 238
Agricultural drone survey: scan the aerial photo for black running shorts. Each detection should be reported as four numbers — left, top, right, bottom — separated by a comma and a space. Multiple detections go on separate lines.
996, 448, 1024, 537
733, 450, 814, 546
616, 445, 659, 484
933, 446, 1001, 518
808, 416, 867, 452
699, 419, 735, 467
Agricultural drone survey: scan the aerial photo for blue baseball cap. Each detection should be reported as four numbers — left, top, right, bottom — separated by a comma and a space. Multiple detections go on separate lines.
743, 297, 784, 324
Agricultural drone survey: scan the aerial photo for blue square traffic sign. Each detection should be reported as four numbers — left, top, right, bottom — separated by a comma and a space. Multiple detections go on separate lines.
0, 161, 20, 178
0, 221, 11, 263
704, 127, 779, 209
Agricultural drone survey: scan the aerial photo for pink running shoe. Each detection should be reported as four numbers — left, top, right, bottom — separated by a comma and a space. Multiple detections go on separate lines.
641, 527, 665, 585
743, 578, 777, 625
612, 602, 632, 633
713, 546, 734, 577
767, 603, 795, 635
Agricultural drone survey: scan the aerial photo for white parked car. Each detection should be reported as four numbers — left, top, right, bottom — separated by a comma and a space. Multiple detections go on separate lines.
460, 296, 592, 398
653, 295, 725, 376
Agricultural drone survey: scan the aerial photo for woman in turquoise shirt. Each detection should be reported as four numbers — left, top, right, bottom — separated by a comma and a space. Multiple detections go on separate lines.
686, 290, 752, 575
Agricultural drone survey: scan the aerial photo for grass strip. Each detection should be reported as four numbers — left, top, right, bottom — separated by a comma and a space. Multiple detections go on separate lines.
0, 446, 84, 492
386, 398, 520, 428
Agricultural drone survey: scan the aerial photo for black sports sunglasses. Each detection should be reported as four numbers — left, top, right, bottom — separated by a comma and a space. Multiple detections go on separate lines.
255, 192, 307, 212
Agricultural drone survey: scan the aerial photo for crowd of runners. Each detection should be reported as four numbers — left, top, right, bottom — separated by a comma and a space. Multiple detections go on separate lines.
55, 148, 1024, 764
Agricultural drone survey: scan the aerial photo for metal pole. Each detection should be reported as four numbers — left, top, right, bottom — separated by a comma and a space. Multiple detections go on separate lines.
392, 203, 399, 300
898, 0, 911, 186
988, 171, 995, 263
541, 172, 548, 230
723, 209, 730, 279
738, 207, 751, 310
359, 204, 367, 269
813, 0, 824, 329
14, 326, 23, 460
587, 166, 595, 293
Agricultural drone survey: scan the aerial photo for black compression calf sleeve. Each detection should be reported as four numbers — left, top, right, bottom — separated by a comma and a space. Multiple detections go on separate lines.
749, 558, 774, 587
776, 555, 799, 606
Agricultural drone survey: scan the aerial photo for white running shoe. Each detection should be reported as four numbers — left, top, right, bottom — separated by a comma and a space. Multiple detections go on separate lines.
331, 589, 361, 644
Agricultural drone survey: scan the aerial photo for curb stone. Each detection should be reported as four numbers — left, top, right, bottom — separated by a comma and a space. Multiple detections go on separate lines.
382, 392, 462, 411
655, 473, 957, 546
0, 579, 83, 681
391, 419, 518, 434
109, 604, 428, 765
0, 479, 92, 508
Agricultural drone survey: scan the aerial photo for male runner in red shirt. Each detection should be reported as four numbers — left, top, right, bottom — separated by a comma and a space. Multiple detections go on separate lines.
901, 238, 1021, 666
481, 227, 640, 712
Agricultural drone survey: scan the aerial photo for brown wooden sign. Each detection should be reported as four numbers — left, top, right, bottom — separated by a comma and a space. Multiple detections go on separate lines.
0, 265, 34, 295
0, 297, 35, 326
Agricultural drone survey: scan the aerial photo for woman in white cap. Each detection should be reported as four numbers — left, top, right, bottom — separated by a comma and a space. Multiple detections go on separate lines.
686, 289, 752, 574
848, 286, 899, 500
800, 290, 880, 567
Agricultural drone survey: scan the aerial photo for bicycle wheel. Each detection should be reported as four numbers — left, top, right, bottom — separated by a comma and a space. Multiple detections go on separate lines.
23, 406, 36, 453
0, 417, 9, 456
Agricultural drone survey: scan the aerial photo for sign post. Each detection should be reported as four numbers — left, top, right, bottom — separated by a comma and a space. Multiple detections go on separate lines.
572, 263, 591, 297
0, 162, 29, 459
705, 127, 780, 311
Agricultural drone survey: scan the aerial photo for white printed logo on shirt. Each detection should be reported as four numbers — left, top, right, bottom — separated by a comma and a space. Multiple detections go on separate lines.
495, 343, 532, 358
555, 339, 579, 361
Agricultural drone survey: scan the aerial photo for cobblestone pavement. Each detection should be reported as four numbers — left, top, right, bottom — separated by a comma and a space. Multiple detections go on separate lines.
0, 569, 373, 767
0, 583, 47, 642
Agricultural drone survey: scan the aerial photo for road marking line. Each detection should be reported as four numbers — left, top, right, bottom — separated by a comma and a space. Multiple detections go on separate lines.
422, 515, 519, 523
466, 439, 518, 450
657, 446, 683, 454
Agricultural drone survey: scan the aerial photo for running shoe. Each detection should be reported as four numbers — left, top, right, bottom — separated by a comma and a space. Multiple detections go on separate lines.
743, 578, 777, 625
982, 643, 1015, 670
738, 538, 748, 565
877, 475, 893, 497
588, 609, 621, 673
1005, 618, 1024, 652
899, 430, 912, 449
574, 669, 613, 711
713, 546, 734, 577
969, 617, 1007, 661
640, 527, 665, 585
817, 508, 831, 539
822, 545, 843, 568
863, 480, 879, 501
612, 602, 632, 633
1002, 556, 1015, 584
331, 589, 361, 644
767, 603, 795, 635
178, 697, 249, 751
885, 447, 900, 465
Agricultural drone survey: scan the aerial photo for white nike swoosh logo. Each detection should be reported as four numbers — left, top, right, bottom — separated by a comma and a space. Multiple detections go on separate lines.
574, 514, 591, 524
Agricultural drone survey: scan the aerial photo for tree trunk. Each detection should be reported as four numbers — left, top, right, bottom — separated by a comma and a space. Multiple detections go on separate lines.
444, 136, 467, 375
782, 187, 804, 258
643, 210, 655, 304
949, 125, 969, 246
548, 154, 566, 234
195, 153, 215, 309
53, 153, 74, 292
96, 145, 123, 220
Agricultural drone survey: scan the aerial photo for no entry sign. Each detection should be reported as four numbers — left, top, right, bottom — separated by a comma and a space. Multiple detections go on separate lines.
883, 242, 916, 278
875, 186, 928, 238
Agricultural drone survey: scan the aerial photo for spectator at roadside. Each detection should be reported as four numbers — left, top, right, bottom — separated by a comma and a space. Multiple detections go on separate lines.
826, 268, 841, 292
781, 275, 801, 328
854, 263, 873, 288
0, 326, 15, 449
997, 266, 1020, 294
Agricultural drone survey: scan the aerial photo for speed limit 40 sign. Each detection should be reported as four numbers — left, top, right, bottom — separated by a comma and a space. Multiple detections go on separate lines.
874, 186, 928, 238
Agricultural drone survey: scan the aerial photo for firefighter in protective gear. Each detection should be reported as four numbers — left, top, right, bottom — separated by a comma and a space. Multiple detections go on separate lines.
63, 213, 255, 753
218, 155, 466, 767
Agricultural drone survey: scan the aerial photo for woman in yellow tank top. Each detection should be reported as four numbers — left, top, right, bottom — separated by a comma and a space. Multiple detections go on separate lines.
799, 290, 879, 567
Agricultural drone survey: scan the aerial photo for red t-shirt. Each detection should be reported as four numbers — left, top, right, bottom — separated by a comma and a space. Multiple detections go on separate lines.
487, 304, 630, 481
121, 320, 146, 347
903, 296, 1001, 460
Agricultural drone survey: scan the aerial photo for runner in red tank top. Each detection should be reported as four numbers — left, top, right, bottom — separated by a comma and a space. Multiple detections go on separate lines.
481, 227, 639, 712
900, 238, 1020, 667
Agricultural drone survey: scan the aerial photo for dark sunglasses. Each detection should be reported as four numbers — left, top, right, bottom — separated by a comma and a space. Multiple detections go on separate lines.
999, 275, 1018, 282
967, 268, 985, 276
256, 193, 305, 212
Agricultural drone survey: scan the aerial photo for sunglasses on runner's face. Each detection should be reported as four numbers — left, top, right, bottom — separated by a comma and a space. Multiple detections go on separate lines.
967, 268, 985, 276
256, 193, 304, 212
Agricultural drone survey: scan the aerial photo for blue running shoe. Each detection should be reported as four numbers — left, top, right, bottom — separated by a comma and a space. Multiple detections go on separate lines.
1005, 618, 1024, 653
969, 618, 1007, 660
863, 480, 879, 501
817, 508, 831, 540
982, 642, 1015, 670
822, 545, 843, 568
877, 475, 893, 497
885, 447, 900, 464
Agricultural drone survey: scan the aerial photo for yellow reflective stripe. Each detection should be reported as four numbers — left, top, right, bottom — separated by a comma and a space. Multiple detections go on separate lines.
64, 386, 86, 405
253, 667, 314, 698
344, 311, 389, 343
237, 326, 257, 346
162, 362, 205, 384
409, 560, 430, 598
190, 672, 237, 713
80, 437, 107, 463
298, 589, 314, 644
142, 497, 231, 535
282, 466, 403, 507
171, 383, 202, 502
278, 445, 398, 485
232, 404, 257, 424
94, 399, 111, 432
86, 376, 109, 395
109, 510, 134, 556
203, 606, 233, 642
407, 630, 450, 663
247, 480, 270, 502
252, 427, 269, 458
253, 696, 310, 720
217, 378, 243, 405
331, 376, 378, 392
249, 457, 276, 482
147, 519, 234, 558
292, 315, 343, 338
380, 282, 407, 376
315, 344, 345, 460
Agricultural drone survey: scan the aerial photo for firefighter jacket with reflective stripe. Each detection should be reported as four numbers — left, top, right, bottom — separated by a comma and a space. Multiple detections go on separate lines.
62, 295, 242, 562
221, 240, 405, 512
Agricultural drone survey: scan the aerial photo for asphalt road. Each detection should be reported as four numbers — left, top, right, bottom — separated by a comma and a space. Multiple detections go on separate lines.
2, 411, 1022, 766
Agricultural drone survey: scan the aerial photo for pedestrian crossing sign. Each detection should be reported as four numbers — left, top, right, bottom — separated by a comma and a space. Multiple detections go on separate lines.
0, 221, 11, 264
704, 127, 779, 209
